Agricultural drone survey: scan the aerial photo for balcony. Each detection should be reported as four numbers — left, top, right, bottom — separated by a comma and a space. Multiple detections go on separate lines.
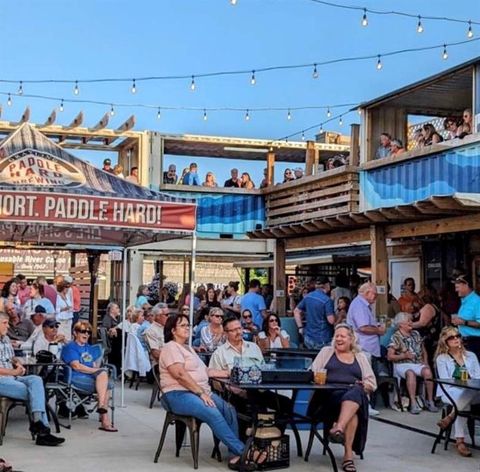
263, 166, 359, 228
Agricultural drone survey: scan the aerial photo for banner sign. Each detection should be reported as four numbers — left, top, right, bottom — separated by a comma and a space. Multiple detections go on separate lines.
0, 190, 196, 232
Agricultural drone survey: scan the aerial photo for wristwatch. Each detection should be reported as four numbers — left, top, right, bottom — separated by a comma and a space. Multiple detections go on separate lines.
465, 320, 470, 327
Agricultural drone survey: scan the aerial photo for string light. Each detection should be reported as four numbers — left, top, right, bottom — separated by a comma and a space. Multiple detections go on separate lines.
442, 44, 448, 60
287, 109, 292, 120
327, 107, 331, 118
131, 79, 136, 94
110, 104, 115, 116
157, 107, 161, 119
73, 81, 79, 95
361, 8, 368, 27
190, 75, 196, 91
250, 70, 256, 85
230, 0, 237, 4
59, 99, 64, 112
467, 21, 474, 38
376, 55, 383, 70
357, 108, 362, 115
301, 131, 305, 141
319, 124, 323, 134
203, 109, 208, 121
416, 15, 424, 33
18, 81, 23, 95
312, 63, 319, 79
339, 115, 343, 126
245, 109, 250, 121
7, 94, 12, 106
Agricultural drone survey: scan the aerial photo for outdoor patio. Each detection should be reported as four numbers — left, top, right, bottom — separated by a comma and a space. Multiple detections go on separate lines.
2, 384, 478, 472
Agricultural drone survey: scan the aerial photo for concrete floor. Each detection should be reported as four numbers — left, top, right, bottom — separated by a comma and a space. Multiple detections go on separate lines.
2, 384, 479, 472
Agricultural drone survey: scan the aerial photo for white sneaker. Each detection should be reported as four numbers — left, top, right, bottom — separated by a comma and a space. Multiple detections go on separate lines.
369, 406, 380, 417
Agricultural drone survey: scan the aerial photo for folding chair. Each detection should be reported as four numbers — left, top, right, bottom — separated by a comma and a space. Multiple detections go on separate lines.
52, 344, 116, 428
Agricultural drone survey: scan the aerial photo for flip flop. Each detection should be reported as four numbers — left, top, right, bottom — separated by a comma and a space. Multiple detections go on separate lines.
97, 405, 108, 415
99, 425, 118, 432
342, 459, 357, 472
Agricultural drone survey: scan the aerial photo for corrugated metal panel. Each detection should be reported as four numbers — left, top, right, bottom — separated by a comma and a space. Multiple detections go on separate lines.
361, 142, 480, 209
166, 191, 265, 237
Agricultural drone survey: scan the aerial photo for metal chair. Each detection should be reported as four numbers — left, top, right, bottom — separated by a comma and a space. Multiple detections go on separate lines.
0, 397, 32, 445
154, 408, 221, 469
149, 364, 161, 409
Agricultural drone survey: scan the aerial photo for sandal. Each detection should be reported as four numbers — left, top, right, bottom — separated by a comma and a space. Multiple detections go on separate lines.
437, 415, 454, 430
98, 424, 118, 432
328, 428, 345, 445
342, 459, 357, 472
97, 405, 108, 415
455, 442, 472, 457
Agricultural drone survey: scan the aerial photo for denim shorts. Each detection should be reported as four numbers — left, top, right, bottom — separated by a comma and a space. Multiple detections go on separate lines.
72, 369, 113, 394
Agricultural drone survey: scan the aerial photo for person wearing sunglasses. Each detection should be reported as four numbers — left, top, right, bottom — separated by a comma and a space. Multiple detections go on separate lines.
435, 326, 480, 457
282, 168, 295, 183
240, 309, 259, 342
200, 307, 226, 352
257, 313, 290, 353
61, 321, 117, 432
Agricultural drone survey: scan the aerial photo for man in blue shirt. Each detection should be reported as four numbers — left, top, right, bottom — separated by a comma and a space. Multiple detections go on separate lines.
240, 279, 267, 327
452, 274, 480, 360
182, 162, 201, 186
294, 277, 335, 350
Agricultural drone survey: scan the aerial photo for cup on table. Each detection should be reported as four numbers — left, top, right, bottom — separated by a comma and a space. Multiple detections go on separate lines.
24, 352, 31, 364
314, 368, 327, 385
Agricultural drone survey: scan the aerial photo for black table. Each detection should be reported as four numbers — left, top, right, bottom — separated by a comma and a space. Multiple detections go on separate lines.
430, 378, 480, 453
213, 378, 352, 472
267, 348, 319, 359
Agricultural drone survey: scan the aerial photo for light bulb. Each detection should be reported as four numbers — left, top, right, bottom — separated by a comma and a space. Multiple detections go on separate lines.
110, 105, 115, 116
312, 64, 319, 79
157, 108, 161, 119
230, 0, 237, 4
203, 109, 208, 121
7, 94, 12, 106
59, 100, 64, 112
301, 131, 305, 141
416, 16, 424, 33
339, 116, 343, 126
327, 107, 331, 118
131, 79, 136, 94
74, 81, 79, 95
442, 44, 448, 60
361, 8, 368, 27
245, 109, 250, 121
190, 76, 196, 91
376, 55, 383, 70
287, 109, 292, 120
358, 108, 362, 115
319, 124, 323, 133
250, 70, 256, 85
18, 81, 23, 95
467, 21, 473, 38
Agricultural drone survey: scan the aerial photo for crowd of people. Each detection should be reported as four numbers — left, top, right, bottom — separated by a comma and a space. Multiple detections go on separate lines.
375, 108, 473, 160
101, 158, 139, 184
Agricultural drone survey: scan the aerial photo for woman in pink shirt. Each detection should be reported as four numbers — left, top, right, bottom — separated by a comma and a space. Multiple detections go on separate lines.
159, 314, 262, 470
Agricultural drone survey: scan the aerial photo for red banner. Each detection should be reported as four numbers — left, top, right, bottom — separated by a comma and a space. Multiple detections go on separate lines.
0, 191, 196, 232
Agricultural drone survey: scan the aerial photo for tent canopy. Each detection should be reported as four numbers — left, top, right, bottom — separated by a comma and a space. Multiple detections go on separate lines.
0, 124, 196, 247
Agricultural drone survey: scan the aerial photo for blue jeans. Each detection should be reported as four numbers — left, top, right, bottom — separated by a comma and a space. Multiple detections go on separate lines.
304, 335, 331, 351
163, 391, 245, 456
0, 375, 48, 426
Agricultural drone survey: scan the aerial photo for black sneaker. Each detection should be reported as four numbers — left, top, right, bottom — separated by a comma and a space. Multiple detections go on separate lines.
57, 403, 72, 418
36, 433, 65, 446
30, 420, 50, 436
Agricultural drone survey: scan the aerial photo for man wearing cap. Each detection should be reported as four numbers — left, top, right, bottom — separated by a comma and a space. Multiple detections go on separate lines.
181, 163, 201, 186
294, 167, 304, 179
33, 318, 65, 355
294, 277, 335, 350
163, 164, 178, 184
14, 305, 48, 351
452, 274, 480, 359
102, 158, 115, 174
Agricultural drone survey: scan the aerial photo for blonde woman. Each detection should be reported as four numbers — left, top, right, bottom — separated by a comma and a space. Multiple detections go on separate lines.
309, 324, 376, 472
202, 172, 218, 188
435, 327, 480, 457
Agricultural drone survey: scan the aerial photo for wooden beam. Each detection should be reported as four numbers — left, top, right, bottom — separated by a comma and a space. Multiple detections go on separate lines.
267, 151, 275, 186
370, 225, 388, 316
274, 239, 286, 316
385, 212, 480, 239
42, 109, 56, 127
19, 106, 30, 124
363, 211, 389, 223
89, 112, 110, 132
305, 140, 315, 176
116, 115, 135, 133
350, 124, 360, 166
67, 111, 84, 129
286, 227, 370, 250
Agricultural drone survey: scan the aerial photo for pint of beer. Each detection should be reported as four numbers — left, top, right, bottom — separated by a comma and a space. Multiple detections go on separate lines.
314, 369, 327, 385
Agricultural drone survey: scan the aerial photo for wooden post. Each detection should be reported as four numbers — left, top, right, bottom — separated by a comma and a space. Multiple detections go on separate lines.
305, 141, 315, 176
274, 239, 286, 316
267, 151, 275, 186
370, 225, 388, 317
350, 124, 360, 167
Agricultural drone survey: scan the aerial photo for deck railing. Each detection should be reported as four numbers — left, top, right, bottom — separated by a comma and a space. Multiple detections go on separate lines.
263, 166, 359, 227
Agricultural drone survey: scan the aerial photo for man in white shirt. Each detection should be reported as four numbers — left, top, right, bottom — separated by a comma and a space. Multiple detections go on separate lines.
209, 317, 292, 437
144, 303, 169, 364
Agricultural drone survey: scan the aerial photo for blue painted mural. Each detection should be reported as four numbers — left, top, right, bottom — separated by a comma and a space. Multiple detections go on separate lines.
167, 191, 265, 238
360, 142, 480, 209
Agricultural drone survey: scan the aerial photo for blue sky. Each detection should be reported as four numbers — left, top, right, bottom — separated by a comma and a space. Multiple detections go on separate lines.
2, 0, 479, 184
